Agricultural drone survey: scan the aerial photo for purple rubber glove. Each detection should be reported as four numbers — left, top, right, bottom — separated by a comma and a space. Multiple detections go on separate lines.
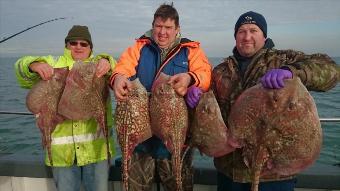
185, 86, 202, 108
261, 69, 293, 89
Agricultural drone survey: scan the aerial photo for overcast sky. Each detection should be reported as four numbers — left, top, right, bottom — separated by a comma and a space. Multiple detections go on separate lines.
1, 0, 340, 58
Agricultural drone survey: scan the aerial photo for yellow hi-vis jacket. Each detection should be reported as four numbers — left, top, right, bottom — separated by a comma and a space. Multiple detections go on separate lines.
14, 48, 116, 166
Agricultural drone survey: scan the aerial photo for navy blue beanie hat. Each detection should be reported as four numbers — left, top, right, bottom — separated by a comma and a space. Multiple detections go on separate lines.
234, 11, 267, 38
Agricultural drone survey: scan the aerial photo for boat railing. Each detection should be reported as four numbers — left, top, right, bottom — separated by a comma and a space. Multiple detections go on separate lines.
1, 111, 340, 122
0, 111, 34, 115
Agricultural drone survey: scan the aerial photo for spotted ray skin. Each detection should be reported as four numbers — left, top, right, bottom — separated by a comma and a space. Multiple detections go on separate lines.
228, 78, 322, 191
58, 61, 110, 160
115, 78, 152, 191
150, 73, 188, 191
191, 90, 234, 157
26, 68, 69, 165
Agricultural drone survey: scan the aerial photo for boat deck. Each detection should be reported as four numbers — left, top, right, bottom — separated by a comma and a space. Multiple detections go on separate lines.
0, 154, 339, 191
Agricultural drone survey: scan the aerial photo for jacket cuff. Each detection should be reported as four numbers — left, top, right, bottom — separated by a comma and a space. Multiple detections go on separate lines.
188, 72, 199, 87
26, 58, 47, 78
109, 72, 119, 89
280, 63, 306, 83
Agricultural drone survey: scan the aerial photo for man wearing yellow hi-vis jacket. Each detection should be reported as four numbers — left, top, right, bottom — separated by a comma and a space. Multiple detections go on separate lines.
14, 25, 116, 191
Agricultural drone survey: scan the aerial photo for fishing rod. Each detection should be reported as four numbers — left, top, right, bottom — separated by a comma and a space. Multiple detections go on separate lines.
0, 17, 66, 44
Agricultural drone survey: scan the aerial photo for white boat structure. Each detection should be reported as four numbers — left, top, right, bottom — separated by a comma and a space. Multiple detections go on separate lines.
0, 112, 339, 191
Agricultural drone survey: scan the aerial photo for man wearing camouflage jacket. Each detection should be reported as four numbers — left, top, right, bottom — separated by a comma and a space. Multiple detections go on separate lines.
212, 11, 339, 191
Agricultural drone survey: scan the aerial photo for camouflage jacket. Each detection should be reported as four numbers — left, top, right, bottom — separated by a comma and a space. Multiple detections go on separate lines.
212, 47, 339, 183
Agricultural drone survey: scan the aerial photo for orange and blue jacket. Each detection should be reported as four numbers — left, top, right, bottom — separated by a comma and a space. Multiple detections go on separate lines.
110, 36, 212, 92
111, 36, 212, 159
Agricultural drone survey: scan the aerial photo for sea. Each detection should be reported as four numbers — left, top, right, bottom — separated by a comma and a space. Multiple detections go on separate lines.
0, 56, 339, 166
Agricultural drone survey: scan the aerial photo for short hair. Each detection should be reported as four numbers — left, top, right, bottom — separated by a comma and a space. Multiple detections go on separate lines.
152, 3, 179, 27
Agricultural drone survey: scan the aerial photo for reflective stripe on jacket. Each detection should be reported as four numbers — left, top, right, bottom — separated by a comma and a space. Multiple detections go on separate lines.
111, 37, 212, 91
14, 48, 116, 166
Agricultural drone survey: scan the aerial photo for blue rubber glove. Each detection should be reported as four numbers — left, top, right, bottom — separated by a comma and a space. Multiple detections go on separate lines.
185, 86, 202, 108
261, 68, 293, 89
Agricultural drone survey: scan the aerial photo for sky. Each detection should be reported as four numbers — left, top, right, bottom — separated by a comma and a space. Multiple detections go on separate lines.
0, 0, 340, 58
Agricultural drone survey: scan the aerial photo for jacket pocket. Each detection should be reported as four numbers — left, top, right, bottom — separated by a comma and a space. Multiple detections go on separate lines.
172, 60, 189, 74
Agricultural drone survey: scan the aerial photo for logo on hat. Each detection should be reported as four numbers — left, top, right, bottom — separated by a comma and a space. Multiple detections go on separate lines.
245, 16, 252, 21
242, 15, 256, 24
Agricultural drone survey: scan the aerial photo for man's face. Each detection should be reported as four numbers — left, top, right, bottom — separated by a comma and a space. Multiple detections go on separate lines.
235, 24, 266, 57
152, 17, 180, 49
66, 40, 91, 61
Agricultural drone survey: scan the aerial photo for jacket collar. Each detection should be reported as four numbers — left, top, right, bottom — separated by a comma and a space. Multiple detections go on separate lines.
63, 48, 94, 62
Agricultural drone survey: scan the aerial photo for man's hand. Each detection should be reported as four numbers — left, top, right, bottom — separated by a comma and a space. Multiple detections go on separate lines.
168, 73, 192, 96
261, 69, 293, 89
113, 74, 132, 101
95, 58, 111, 77
29, 62, 54, 80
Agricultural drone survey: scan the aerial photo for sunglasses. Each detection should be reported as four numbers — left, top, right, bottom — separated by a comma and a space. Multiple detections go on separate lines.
69, 41, 89, 48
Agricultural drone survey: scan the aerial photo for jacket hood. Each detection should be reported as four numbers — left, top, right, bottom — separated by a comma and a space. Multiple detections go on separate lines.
59, 48, 94, 69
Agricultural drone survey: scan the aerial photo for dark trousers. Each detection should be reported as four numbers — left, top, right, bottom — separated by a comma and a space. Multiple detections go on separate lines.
217, 171, 296, 191
128, 148, 194, 191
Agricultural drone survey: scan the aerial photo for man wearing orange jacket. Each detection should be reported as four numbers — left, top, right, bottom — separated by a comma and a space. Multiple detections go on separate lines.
110, 3, 211, 191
